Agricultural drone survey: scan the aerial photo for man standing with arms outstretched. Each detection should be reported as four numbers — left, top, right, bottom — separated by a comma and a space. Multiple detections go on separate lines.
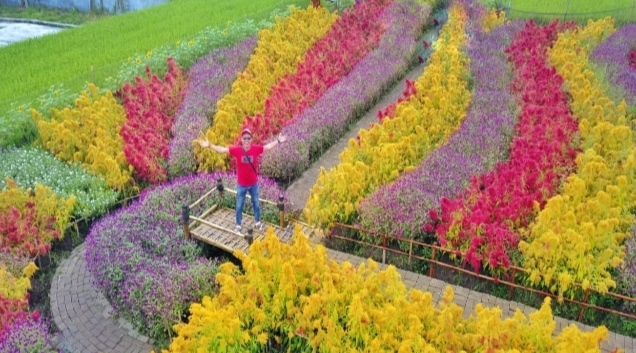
197, 128, 287, 233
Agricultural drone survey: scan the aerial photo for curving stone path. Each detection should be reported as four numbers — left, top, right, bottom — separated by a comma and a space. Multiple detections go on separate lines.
50, 244, 155, 353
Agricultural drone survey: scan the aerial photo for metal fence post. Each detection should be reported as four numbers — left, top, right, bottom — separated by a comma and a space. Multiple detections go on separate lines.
578, 288, 591, 321
277, 195, 285, 229
382, 234, 386, 264
216, 178, 224, 198
429, 247, 436, 278
508, 268, 517, 300
246, 227, 254, 246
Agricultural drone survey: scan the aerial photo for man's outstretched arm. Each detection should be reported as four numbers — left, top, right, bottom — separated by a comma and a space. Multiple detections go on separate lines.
197, 139, 229, 154
264, 134, 287, 152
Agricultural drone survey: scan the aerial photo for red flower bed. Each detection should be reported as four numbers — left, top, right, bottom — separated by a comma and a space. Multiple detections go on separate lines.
241, 0, 391, 144
433, 20, 579, 271
629, 47, 636, 69
0, 204, 58, 257
118, 58, 188, 184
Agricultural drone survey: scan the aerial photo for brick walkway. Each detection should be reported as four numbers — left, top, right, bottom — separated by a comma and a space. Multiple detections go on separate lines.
50, 244, 154, 353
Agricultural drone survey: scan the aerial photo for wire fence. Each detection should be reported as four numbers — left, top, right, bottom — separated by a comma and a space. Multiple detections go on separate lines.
496, 0, 636, 23
326, 222, 636, 326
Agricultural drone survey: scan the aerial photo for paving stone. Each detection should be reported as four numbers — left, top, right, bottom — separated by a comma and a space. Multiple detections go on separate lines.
51, 246, 155, 352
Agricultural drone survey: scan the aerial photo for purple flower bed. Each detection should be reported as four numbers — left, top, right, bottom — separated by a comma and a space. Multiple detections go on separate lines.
167, 37, 258, 178
85, 172, 287, 347
358, 19, 525, 238
260, 0, 431, 180
590, 24, 636, 107
0, 316, 58, 353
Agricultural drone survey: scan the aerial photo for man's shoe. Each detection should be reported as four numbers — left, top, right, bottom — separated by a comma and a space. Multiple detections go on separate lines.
234, 225, 242, 233
255, 222, 264, 231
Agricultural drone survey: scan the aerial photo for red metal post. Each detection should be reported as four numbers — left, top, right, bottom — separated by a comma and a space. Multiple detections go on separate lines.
578, 288, 591, 321
508, 268, 517, 300
429, 247, 436, 278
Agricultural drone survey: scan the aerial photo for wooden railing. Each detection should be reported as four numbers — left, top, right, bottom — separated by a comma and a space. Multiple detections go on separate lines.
329, 222, 636, 322
181, 178, 287, 245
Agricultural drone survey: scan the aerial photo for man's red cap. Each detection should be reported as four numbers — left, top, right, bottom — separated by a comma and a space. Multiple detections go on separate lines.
241, 128, 253, 137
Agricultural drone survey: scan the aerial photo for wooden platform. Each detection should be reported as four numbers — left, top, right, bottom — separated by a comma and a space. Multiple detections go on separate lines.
189, 207, 317, 254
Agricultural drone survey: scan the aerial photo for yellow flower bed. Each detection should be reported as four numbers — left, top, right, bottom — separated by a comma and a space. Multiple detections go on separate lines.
304, 4, 471, 229
519, 18, 635, 297
0, 179, 75, 236
161, 229, 609, 353
0, 262, 38, 301
195, 5, 338, 171
31, 84, 134, 191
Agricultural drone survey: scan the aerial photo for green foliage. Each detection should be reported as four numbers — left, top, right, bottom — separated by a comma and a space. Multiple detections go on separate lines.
0, 146, 119, 218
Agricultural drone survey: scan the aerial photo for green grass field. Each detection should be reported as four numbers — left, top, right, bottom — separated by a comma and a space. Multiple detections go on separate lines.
0, 0, 308, 119
504, 0, 636, 22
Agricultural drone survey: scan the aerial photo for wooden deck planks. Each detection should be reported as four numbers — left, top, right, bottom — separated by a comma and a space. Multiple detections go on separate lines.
190, 207, 315, 254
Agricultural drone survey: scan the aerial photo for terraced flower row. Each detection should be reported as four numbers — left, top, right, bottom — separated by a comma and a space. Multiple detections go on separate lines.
305, 3, 471, 229
195, 5, 338, 171
435, 19, 580, 272
240, 0, 391, 144
303, 8, 636, 308
261, 0, 432, 180
523, 17, 633, 296
359, 8, 522, 239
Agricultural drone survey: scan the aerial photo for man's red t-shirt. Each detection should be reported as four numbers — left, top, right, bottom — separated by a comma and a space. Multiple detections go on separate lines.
229, 145, 264, 186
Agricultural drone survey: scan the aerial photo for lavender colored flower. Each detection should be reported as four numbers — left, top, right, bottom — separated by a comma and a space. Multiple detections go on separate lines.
358, 15, 525, 238
0, 316, 58, 353
590, 24, 636, 107
85, 172, 288, 346
260, 0, 432, 180
167, 37, 257, 178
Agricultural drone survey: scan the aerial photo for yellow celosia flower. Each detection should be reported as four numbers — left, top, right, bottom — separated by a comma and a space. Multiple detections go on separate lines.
23, 262, 38, 278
